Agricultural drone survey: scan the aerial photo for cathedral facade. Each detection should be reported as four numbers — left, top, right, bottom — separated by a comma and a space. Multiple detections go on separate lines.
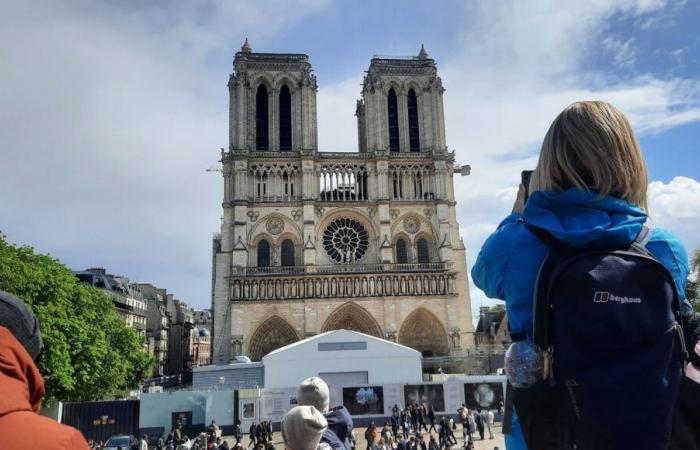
211, 41, 474, 364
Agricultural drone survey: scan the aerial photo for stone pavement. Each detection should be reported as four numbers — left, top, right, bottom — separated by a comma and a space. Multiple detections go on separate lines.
222, 426, 506, 450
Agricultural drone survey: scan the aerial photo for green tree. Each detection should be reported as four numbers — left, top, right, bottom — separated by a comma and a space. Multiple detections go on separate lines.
687, 248, 700, 313
0, 233, 153, 404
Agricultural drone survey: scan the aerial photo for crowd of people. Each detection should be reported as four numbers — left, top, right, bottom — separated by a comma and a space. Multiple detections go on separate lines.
360, 403, 497, 450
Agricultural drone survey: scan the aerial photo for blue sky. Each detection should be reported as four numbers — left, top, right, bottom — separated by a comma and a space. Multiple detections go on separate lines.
1, 0, 699, 320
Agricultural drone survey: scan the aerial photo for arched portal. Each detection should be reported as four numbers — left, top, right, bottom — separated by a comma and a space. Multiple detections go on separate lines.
321, 302, 384, 338
398, 307, 449, 356
247, 315, 299, 361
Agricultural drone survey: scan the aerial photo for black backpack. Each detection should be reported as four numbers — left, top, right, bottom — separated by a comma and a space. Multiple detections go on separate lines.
513, 225, 687, 450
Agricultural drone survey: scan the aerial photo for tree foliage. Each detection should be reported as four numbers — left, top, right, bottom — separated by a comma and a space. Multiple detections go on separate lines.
0, 234, 153, 404
687, 248, 700, 313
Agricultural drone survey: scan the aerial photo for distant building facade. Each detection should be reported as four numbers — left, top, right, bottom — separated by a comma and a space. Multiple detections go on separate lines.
74, 268, 148, 339
192, 327, 211, 367
473, 306, 510, 352
167, 298, 194, 375
138, 283, 171, 376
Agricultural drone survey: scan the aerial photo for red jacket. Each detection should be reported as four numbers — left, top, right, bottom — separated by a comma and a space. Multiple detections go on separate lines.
0, 326, 89, 449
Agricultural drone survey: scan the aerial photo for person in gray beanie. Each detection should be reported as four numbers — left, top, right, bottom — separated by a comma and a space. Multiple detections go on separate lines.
297, 377, 354, 450
298, 376, 330, 413
282, 405, 328, 450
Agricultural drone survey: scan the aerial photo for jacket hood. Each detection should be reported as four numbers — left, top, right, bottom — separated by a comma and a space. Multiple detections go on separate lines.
524, 189, 647, 249
0, 326, 45, 417
323, 406, 353, 450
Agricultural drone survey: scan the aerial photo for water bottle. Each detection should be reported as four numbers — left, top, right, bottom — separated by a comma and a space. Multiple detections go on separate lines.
504, 332, 544, 388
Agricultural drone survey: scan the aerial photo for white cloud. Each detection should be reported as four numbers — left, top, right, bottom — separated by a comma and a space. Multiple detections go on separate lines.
0, 0, 331, 306
648, 177, 700, 254
603, 37, 638, 69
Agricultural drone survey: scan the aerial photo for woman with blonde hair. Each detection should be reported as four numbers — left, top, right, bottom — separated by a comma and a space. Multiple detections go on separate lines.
472, 101, 698, 449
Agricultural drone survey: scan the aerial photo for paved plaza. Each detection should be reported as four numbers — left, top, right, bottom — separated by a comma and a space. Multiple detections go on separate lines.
220, 425, 506, 450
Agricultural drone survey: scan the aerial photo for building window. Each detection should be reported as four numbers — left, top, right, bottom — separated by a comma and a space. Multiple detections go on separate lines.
279, 85, 292, 151
256, 85, 269, 150
281, 239, 295, 267
322, 218, 369, 263
396, 238, 408, 264
407, 89, 420, 151
387, 88, 400, 151
257, 239, 270, 267
417, 238, 430, 264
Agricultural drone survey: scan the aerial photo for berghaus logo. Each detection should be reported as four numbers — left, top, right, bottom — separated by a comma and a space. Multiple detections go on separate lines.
593, 291, 642, 304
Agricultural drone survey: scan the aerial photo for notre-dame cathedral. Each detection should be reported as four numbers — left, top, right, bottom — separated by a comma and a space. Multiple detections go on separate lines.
211, 40, 475, 364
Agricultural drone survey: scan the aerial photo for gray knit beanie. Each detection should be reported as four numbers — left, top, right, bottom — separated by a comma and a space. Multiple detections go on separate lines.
0, 290, 43, 362
298, 376, 330, 413
282, 406, 327, 450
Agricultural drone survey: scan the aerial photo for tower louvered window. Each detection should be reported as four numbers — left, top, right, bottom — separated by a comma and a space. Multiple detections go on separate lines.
279, 85, 292, 151
407, 89, 420, 151
387, 88, 400, 151
281, 239, 295, 267
417, 238, 430, 264
396, 239, 408, 264
257, 239, 270, 267
256, 85, 269, 150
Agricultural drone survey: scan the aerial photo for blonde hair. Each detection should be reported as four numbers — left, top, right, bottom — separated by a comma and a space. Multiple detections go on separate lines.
529, 101, 648, 210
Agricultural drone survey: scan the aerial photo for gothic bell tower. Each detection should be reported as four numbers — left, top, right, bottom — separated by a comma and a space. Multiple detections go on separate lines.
228, 39, 319, 152
355, 45, 445, 154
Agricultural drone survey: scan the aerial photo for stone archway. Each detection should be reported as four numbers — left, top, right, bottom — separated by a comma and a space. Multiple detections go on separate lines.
398, 307, 449, 356
247, 315, 299, 361
321, 302, 384, 338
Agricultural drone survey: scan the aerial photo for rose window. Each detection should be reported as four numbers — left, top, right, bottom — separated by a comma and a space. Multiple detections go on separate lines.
323, 218, 369, 263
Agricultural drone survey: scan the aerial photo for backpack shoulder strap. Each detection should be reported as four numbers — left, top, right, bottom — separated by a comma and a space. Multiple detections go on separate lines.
629, 225, 653, 256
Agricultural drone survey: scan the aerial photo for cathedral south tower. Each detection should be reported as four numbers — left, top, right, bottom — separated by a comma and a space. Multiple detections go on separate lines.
211, 41, 474, 365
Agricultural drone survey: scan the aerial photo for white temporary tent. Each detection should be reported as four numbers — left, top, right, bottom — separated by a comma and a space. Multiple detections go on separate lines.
262, 329, 422, 389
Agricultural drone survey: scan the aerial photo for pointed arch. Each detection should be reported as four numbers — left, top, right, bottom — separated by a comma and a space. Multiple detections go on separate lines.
279, 84, 292, 151
398, 307, 449, 356
248, 315, 299, 361
321, 302, 384, 338
407, 88, 420, 151
256, 84, 269, 150
387, 88, 400, 151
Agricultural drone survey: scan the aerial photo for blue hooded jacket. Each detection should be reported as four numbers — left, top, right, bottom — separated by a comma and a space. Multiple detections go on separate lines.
471, 189, 689, 449
322, 406, 353, 450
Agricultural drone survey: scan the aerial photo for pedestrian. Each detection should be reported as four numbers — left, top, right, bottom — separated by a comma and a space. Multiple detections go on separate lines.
456, 405, 467, 439
466, 411, 475, 442
401, 410, 409, 437
391, 412, 400, 438
281, 407, 328, 450
157, 434, 167, 450
428, 435, 438, 450
297, 377, 354, 450
472, 100, 700, 449
415, 433, 426, 450
364, 423, 375, 450
418, 406, 427, 432
234, 420, 243, 445
474, 410, 484, 441
0, 291, 91, 450
427, 406, 436, 434
140, 435, 149, 450
255, 422, 263, 445
484, 410, 494, 440
249, 422, 257, 447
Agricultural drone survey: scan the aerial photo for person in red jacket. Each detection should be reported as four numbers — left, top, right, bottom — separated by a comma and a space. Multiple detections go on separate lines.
0, 290, 90, 450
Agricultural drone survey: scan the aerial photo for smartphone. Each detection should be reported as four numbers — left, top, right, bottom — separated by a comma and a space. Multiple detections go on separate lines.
521, 170, 533, 203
